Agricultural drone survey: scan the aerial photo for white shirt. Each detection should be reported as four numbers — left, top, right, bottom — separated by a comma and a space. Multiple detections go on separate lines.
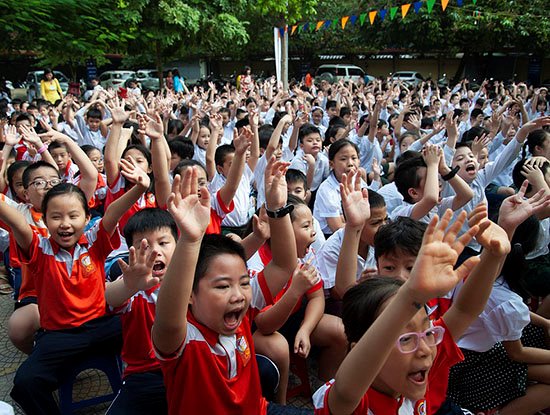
377, 182, 403, 216
288, 152, 330, 191
209, 165, 253, 227
390, 197, 454, 224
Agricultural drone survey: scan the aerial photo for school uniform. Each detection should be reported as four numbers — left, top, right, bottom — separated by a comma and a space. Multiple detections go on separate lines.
209, 165, 253, 228
60, 159, 80, 184
313, 319, 463, 415
289, 152, 330, 192
377, 182, 403, 217
206, 190, 235, 235
192, 145, 206, 166
390, 197, 454, 224
107, 284, 167, 415
11, 221, 122, 415
154, 272, 273, 415
74, 107, 108, 149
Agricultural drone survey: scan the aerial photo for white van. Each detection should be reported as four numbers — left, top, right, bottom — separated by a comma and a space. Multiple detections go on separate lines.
315, 64, 373, 83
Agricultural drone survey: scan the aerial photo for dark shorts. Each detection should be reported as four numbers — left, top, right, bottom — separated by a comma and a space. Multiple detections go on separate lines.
14, 296, 37, 311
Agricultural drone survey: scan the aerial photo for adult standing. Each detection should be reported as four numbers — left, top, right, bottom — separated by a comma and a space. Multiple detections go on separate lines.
173, 69, 184, 94
40, 69, 63, 104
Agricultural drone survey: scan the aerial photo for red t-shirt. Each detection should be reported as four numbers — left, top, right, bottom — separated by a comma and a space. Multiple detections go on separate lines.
205, 191, 234, 235
313, 319, 463, 415
16, 221, 120, 330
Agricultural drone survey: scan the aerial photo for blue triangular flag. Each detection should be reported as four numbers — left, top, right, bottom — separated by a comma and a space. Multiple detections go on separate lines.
324, 20, 332, 29
457, 0, 463, 6
413, 1, 423, 12
303, 22, 309, 32
350, 15, 358, 25
379, 9, 387, 21
279, 27, 285, 37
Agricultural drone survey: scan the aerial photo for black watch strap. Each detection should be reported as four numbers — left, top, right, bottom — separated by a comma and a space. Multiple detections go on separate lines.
265, 204, 294, 218
442, 165, 460, 181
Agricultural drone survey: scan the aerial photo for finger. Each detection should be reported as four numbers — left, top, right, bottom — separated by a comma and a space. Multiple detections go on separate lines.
422, 215, 439, 245
354, 171, 361, 192
138, 239, 148, 263
443, 210, 467, 244
181, 168, 193, 199
146, 248, 158, 269
517, 180, 529, 199
128, 245, 137, 266
190, 166, 198, 196
453, 224, 479, 254
455, 256, 481, 282
434, 209, 453, 241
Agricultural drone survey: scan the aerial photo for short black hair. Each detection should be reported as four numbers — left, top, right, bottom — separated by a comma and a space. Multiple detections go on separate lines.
173, 159, 207, 178
328, 139, 359, 161
22, 161, 59, 188
215, 144, 235, 167
167, 119, 184, 136
512, 158, 550, 194
299, 124, 321, 143
367, 190, 386, 210
123, 208, 178, 247
342, 277, 403, 344
470, 108, 484, 120
259, 124, 275, 149
42, 183, 89, 218
326, 100, 337, 111
193, 234, 247, 293
86, 108, 102, 120
394, 153, 426, 203
286, 169, 307, 189
48, 140, 69, 153
168, 138, 194, 161
374, 217, 427, 260
7, 160, 31, 196
235, 117, 250, 130
286, 194, 309, 222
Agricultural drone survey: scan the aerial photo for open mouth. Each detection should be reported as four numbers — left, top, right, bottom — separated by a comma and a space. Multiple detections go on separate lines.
407, 370, 427, 385
465, 163, 476, 173
58, 231, 74, 241
152, 261, 166, 277
223, 308, 244, 331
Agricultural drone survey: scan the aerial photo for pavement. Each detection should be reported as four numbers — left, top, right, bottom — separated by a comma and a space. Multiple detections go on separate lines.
0, 292, 316, 414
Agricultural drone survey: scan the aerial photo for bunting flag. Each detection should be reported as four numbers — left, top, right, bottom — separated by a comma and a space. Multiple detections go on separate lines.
379, 8, 387, 21
390, 6, 398, 19
310, 22, 316, 31
350, 15, 358, 25
302, 22, 309, 32
291, 25, 298, 35
413, 1, 422, 13
369, 10, 377, 24
472, 0, 477, 4
427, 0, 436, 13
279, 27, 285, 37
316, 20, 324, 31
324, 20, 332, 30
401, 3, 411, 18
441, 0, 449, 10
341, 15, 350, 29
457, 0, 463, 5
360, 13, 368, 25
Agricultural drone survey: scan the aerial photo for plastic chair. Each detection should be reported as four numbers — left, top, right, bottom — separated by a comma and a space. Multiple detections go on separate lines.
287, 354, 311, 400
58, 354, 123, 415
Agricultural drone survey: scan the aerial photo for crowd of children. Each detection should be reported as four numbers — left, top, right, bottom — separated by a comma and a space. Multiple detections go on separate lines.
0, 73, 549, 415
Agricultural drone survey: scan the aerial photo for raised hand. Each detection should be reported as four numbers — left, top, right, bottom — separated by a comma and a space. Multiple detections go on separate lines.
138, 113, 164, 141
516, 116, 550, 142
19, 124, 44, 149
264, 157, 290, 211
252, 207, 270, 240
289, 259, 320, 296
471, 133, 491, 156
233, 127, 253, 155
167, 167, 211, 241
498, 180, 550, 234
422, 143, 441, 167
340, 172, 370, 228
406, 210, 480, 303
107, 97, 129, 124
4, 125, 19, 146
467, 203, 510, 257
120, 156, 151, 189
117, 239, 160, 292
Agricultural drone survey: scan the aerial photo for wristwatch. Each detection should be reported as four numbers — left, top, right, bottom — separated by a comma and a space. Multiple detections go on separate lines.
265, 204, 294, 218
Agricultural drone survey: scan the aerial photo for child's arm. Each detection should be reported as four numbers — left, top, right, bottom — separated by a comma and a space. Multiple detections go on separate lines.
139, 113, 171, 208
438, 154, 474, 211
288, 113, 308, 153
262, 158, 298, 297
247, 110, 260, 171
189, 114, 201, 145
239, 210, 270, 260
152, 168, 211, 355
303, 154, 316, 190
327, 210, 480, 415
101, 158, 150, 236
206, 114, 222, 181
0, 198, 33, 254
265, 114, 292, 160
295, 287, 324, 358
105, 239, 161, 307
409, 144, 440, 220
104, 99, 130, 187
254, 261, 319, 335
334, 173, 371, 300
218, 128, 252, 208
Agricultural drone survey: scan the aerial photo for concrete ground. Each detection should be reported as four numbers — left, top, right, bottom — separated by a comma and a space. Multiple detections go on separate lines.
0, 292, 317, 414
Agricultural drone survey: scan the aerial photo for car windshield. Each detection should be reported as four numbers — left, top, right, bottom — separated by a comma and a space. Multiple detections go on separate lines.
113, 72, 135, 80
348, 68, 365, 76
395, 72, 414, 78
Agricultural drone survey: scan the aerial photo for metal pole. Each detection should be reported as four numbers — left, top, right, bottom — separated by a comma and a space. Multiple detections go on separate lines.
282, 27, 289, 91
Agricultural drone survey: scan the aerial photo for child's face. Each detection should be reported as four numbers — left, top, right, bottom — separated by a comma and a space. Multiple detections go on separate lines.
477, 148, 489, 170
287, 180, 307, 201
170, 153, 182, 172
246, 101, 257, 113
39, 106, 49, 119
330, 145, 359, 182
197, 126, 211, 149
24, 166, 61, 210
221, 112, 230, 125
301, 133, 322, 157
87, 149, 104, 173
44, 194, 89, 249
327, 106, 338, 119
372, 304, 436, 400
124, 149, 151, 174
131, 227, 176, 281
11, 168, 26, 202
87, 116, 101, 132
217, 152, 235, 178
50, 147, 71, 171
408, 166, 427, 203
399, 136, 415, 154
452, 147, 478, 183
535, 136, 550, 160
377, 249, 416, 280
291, 205, 316, 258
190, 253, 251, 335
179, 166, 208, 194
360, 207, 388, 246
311, 110, 323, 125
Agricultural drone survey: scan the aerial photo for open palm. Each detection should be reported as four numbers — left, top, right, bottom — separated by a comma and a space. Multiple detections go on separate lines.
340, 172, 370, 228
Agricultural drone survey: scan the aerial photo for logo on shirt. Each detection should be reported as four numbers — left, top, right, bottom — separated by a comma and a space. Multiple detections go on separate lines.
236, 335, 251, 366
81, 254, 96, 277
414, 400, 426, 415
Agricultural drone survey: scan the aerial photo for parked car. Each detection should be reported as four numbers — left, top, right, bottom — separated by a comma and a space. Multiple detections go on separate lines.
390, 71, 424, 87
98, 70, 136, 90
315, 64, 370, 83
25, 70, 70, 98
136, 69, 160, 91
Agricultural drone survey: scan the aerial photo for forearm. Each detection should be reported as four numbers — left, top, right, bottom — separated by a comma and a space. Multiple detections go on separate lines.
299, 294, 324, 335
151, 138, 171, 208
105, 279, 138, 308
503, 340, 550, 364
240, 233, 267, 260
248, 125, 260, 171
103, 183, 147, 234
65, 139, 98, 201
105, 123, 122, 185
449, 176, 474, 210
205, 129, 218, 180
411, 166, 438, 220
334, 225, 362, 299
254, 289, 301, 334
0, 202, 33, 252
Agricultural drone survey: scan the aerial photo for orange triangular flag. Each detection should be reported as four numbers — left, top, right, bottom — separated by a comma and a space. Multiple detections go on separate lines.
401, 3, 411, 18
341, 16, 350, 29
316, 21, 324, 31
369, 10, 377, 24
441, 0, 449, 10
291, 25, 298, 35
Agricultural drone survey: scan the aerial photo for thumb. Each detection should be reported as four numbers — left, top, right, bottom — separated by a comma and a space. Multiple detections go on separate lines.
455, 256, 481, 282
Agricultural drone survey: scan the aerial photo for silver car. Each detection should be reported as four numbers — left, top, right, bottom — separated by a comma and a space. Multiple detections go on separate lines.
390, 71, 424, 87
98, 71, 136, 90
136, 70, 160, 91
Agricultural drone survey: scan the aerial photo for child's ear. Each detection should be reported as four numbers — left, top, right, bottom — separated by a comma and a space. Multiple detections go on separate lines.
408, 187, 418, 200
304, 190, 312, 204
23, 189, 31, 203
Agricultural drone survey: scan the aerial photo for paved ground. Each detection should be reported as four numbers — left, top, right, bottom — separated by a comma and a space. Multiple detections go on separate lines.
0, 292, 317, 414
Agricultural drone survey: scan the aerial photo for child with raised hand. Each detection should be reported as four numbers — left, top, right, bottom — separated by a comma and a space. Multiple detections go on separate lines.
152, 160, 314, 414
392, 144, 473, 222
8, 157, 151, 415
322, 195, 513, 414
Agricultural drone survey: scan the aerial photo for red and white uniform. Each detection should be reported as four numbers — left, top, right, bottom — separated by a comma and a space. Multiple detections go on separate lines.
15, 221, 120, 330
205, 191, 234, 235
154, 271, 273, 415
313, 319, 463, 415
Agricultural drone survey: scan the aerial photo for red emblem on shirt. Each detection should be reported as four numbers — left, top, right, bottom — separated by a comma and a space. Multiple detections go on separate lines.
80, 254, 96, 277
415, 400, 426, 415
236, 335, 251, 366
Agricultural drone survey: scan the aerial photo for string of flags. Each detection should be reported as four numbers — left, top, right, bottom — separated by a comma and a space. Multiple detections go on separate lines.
280, 0, 479, 38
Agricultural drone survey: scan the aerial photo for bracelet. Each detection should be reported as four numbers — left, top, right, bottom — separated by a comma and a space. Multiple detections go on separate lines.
265, 204, 294, 219
37, 144, 48, 154
441, 165, 460, 181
